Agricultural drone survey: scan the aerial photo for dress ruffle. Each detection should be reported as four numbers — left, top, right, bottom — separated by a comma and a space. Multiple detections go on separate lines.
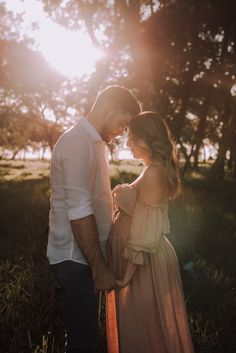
114, 185, 170, 265
122, 246, 150, 265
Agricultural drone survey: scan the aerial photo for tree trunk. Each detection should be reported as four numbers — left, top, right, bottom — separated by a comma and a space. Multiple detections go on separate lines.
23, 149, 26, 161
149, 1, 154, 15
209, 140, 227, 180
41, 146, 47, 160
174, 90, 191, 140
233, 160, 236, 180
202, 144, 206, 163
227, 148, 233, 170
172, 35, 199, 140
229, 131, 236, 179
0, 148, 5, 159
208, 94, 233, 180
193, 87, 212, 168
11, 150, 19, 160
178, 138, 195, 176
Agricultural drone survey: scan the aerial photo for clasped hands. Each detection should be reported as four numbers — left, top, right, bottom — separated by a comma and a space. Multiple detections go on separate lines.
93, 266, 123, 293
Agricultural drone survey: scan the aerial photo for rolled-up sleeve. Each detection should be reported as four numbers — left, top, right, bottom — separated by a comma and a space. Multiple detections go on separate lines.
61, 133, 95, 220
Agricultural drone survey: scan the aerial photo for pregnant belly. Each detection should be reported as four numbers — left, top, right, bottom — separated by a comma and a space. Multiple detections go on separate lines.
108, 210, 131, 277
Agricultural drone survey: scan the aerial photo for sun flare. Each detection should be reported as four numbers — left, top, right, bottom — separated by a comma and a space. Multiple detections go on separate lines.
37, 26, 103, 77
4, 0, 103, 77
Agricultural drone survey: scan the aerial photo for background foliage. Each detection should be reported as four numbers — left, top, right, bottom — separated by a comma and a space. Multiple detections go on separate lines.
0, 0, 235, 179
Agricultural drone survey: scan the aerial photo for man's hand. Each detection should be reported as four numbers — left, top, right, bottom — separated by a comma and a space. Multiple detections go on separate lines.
92, 264, 116, 292
71, 215, 116, 292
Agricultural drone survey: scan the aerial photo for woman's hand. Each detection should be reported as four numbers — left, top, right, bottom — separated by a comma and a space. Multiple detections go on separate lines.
112, 183, 129, 195
112, 184, 129, 217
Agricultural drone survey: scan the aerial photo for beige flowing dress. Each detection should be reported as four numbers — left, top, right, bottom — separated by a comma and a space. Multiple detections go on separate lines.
106, 185, 194, 353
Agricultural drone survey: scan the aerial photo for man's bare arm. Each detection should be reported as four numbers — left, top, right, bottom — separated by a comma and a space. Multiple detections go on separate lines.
71, 215, 116, 291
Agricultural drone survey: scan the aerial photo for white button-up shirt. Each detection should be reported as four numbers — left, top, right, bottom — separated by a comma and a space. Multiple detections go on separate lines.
47, 117, 113, 265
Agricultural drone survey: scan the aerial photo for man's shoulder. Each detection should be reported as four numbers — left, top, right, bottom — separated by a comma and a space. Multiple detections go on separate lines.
60, 121, 90, 142
65, 119, 87, 136
52, 124, 91, 157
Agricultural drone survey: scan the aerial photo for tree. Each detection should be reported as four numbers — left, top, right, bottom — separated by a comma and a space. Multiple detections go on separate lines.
0, 0, 235, 172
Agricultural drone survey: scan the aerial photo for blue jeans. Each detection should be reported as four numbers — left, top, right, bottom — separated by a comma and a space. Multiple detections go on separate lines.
51, 261, 100, 353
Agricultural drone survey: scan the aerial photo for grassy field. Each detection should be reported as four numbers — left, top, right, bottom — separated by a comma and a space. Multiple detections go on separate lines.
0, 160, 236, 353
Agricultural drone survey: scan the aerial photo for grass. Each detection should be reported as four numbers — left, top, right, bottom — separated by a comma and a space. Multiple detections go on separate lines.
0, 160, 50, 181
168, 170, 236, 353
0, 160, 236, 353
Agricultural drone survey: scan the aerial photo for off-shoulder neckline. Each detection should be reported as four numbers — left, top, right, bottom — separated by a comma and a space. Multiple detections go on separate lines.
137, 194, 167, 208
121, 184, 168, 209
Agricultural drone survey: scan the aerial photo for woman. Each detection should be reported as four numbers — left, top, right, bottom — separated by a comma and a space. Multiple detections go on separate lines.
106, 112, 194, 353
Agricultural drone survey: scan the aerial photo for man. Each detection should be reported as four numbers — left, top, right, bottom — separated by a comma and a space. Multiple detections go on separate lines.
47, 85, 141, 353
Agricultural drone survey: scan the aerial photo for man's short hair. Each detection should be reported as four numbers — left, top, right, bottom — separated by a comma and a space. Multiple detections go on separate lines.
91, 85, 142, 116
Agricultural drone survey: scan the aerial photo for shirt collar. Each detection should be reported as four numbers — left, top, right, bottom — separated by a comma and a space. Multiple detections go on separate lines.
79, 117, 102, 142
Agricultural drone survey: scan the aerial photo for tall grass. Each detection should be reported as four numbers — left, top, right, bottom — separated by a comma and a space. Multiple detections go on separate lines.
0, 161, 236, 352
0, 171, 64, 353
169, 175, 236, 353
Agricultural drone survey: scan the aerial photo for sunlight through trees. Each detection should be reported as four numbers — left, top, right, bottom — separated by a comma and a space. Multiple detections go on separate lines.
0, 0, 235, 179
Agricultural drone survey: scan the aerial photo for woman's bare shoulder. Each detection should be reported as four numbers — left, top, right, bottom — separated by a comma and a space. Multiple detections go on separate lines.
142, 164, 165, 186
138, 164, 167, 205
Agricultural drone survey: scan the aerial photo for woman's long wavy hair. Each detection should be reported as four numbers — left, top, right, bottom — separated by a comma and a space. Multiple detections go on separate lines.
129, 111, 181, 199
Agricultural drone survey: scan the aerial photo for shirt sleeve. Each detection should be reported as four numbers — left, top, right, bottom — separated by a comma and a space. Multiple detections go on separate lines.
60, 133, 95, 220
